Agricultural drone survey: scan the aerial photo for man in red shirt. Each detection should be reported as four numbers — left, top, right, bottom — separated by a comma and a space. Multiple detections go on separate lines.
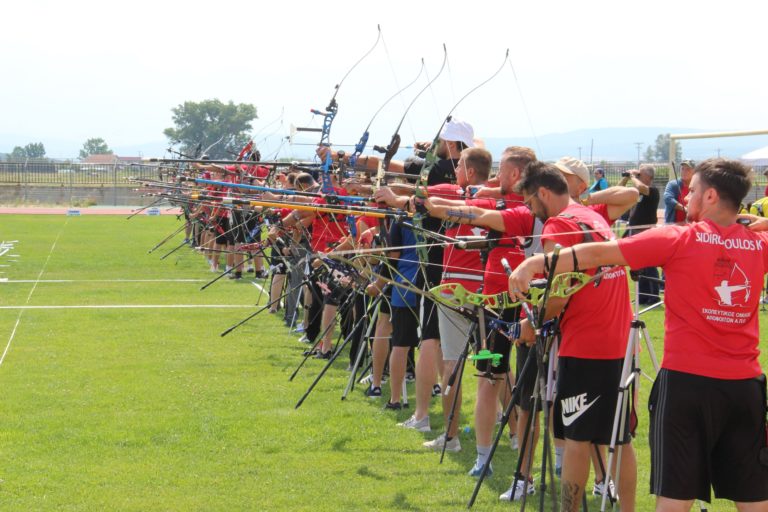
419, 146, 538, 482
277, 173, 349, 357
510, 158, 768, 511
506, 161, 636, 510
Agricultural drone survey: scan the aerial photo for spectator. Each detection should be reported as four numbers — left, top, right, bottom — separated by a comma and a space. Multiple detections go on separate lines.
663, 160, 694, 223
620, 165, 661, 304
588, 167, 609, 193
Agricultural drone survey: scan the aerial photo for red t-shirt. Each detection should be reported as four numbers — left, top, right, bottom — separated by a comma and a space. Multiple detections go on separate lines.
465, 198, 534, 295
310, 187, 349, 252
431, 184, 486, 292
589, 203, 612, 225
619, 220, 768, 379
542, 203, 631, 359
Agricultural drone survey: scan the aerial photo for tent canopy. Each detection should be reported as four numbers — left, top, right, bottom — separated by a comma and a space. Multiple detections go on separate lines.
742, 145, 768, 163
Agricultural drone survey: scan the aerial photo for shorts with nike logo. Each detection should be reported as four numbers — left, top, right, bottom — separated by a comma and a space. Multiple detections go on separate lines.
553, 357, 633, 445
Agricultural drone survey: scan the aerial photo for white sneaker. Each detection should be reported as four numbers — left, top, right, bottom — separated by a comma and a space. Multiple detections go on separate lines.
423, 433, 461, 452
499, 476, 535, 501
397, 415, 431, 433
592, 478, 616, 499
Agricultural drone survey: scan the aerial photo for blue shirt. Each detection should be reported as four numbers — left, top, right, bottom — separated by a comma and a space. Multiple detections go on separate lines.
588, 177, 609, 193
388, 222, 419, 308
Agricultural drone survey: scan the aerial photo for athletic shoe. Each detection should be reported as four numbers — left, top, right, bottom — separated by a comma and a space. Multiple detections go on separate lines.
297, 335, 310, 344
384, 401, 402, 410
364, 386, 382, 398
314, 351, 332, 360
294, 323, 305, 333
509, 434, 519, 450
592, 478, 616, 499
423, 433, 461, 453
432, 384, 442, 397
499, 476, 535, 501
397, 415, 431, 433
359, 373, 387, 385
302, 348, 317, 356
405, 372, 415, 383
468, 460, 493, 478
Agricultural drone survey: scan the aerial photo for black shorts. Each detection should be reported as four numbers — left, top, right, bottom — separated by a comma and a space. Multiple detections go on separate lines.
320, 275, 347, 307
379, 289, 392, 315
477, 307, 520, 376
391, 306, 420, 348
553, 357, 631, 445
649, 369, 768, 503
229, 210, 249, 244
419, 296, 440, 342
513, 344, 543, 412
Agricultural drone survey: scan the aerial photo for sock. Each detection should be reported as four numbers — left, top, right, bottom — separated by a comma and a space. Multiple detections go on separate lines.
476, 445, 491, 466
555, 446, 564, 469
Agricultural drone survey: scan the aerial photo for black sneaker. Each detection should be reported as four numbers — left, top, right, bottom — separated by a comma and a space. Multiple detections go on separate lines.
302, 348, 318, 357
365, 386, 382, 398
384, 401, 402, 410
314, 351, 332, 360
228, 272, 242, 280
432, 384, 442, 397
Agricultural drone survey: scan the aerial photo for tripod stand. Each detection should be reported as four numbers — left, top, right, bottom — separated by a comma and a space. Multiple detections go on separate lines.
599, 272, 660, 511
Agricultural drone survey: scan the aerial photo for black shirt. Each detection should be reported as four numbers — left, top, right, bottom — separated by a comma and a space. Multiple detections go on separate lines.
628, 186, 660, 233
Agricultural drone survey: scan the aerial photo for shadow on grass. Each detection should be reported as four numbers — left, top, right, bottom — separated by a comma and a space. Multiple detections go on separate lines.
356, 465, 385, 480
390, 492, 423, 511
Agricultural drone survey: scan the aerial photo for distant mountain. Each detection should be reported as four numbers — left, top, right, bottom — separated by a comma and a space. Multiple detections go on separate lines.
483, 127, 768, 163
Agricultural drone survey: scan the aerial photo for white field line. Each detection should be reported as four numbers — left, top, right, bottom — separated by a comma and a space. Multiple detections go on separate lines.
251, 281, 266, 294
1, 220, 66, 368
1, 279, 207, 283
0, 304, 255, 310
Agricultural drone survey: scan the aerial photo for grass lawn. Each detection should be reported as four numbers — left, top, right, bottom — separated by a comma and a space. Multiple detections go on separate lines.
0, 215, 763, 511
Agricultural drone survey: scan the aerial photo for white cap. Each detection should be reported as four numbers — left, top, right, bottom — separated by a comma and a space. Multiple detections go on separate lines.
439, 118, 475, 148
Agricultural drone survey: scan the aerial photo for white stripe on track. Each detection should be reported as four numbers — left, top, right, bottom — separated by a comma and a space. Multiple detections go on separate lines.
1, 279, 207, 283
0, 304, 255, 310
1, 220, 66, 368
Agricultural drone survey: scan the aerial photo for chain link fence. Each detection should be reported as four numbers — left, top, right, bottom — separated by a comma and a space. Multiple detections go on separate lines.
0, 160, 163, 206
1, 159, 767, 207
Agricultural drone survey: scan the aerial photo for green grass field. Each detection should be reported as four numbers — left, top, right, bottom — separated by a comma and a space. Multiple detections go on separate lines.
0, 215, 762, 511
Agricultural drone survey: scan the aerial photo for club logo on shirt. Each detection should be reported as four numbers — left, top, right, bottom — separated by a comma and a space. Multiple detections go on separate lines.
561, 393, 600, 426
713, 259, 751, 307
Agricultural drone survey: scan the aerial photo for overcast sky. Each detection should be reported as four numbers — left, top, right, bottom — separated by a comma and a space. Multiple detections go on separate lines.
1, 0, 767, 158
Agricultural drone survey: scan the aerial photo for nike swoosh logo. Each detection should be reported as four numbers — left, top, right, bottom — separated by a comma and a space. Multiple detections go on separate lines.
561, 396, 600, 427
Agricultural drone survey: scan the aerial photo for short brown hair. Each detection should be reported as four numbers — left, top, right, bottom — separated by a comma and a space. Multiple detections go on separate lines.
461, 147, 492, 181
502, 146, 537, 169
694, 158, 752, 211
